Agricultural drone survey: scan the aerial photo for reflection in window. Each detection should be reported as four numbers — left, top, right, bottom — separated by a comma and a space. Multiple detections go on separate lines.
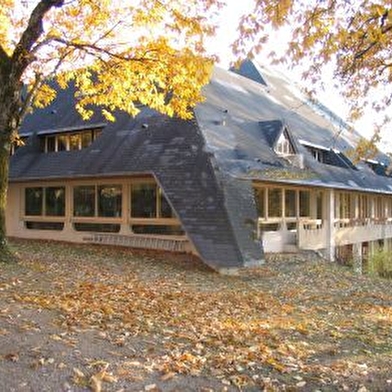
131, 183, 157, 218
285, 189, 296, 217
40, 129, 102, 153
299, 190, 310, 217
57, 135, 67, 151
45, 187, 65, 216
160, 191, 173, 218
25, 186, 65, 217
73, 185, 123, 217
254, 188, 265, 218
69, 134, 81, 150
98, 185, 122, 217
268, 188, 282, 217
25, 188, 43, 216
73, 186, 95, 217
130, 182, 175, 219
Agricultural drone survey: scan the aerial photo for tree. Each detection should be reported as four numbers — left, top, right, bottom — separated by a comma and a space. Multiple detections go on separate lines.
0, 0, 221, 260
234, 0, 392, 137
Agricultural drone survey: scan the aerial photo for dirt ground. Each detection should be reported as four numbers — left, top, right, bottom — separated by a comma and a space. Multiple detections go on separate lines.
1, 239, 392, 392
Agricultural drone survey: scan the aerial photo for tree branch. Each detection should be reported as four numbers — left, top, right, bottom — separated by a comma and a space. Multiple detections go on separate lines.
52, 37, 158, 62
11, 0, 65, 78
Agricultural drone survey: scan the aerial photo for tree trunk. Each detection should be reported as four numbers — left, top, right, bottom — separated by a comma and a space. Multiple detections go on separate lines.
0, 134, 13, 262
0, 72, 22, 262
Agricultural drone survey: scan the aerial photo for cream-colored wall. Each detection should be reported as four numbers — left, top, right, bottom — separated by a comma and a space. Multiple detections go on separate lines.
6, 178, 196, 254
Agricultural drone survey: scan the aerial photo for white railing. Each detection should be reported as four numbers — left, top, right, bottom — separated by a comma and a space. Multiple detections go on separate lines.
297, 219, 327, 250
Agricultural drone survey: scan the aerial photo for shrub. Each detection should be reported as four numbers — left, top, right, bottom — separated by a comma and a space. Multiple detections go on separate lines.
367, 250, 392, 278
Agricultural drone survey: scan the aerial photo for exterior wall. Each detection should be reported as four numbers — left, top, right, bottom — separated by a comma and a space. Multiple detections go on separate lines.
6, 177, 196, 254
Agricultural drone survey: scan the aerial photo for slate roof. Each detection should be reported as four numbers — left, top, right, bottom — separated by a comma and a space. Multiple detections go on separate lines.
10, 60, 392, 269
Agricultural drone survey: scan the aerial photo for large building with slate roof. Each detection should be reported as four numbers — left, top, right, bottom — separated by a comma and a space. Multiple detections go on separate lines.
7, 61, 392, 272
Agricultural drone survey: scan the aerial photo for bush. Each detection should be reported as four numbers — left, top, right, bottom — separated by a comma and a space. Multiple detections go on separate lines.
367, 250, 392, 278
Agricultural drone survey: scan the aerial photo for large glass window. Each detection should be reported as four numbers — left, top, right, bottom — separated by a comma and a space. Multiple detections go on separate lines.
130, 183, 175, 219
25, 188, 43, 215
73, 185, 122, 217
131, 183, 157, 218
268, 188, 282, 217
73, 186, 95, 217
25, 186, 65, 217
45, 187, 65, 216
254, 188, 265, 218
285, 189, 296, 217
299, 190, 310, 217
98, 185, 122, 217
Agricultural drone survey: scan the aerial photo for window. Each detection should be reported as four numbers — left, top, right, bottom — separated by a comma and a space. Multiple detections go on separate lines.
25, 187, 65, 216
73, 186, 95, 217
299, 190, 310, 217
285, 189, 296, 217
131, 183, 157, 218
337, 192, 351, 219
45, 187, 65, 216
40, 128, 102, 153
307, 147, 324, 163
254, 187, 265, 218
98, 185, 122, 217
275, 131, 294, 155
25, 188, 43, 216
73, 184, 122, 217
130, 183, 174, 219
24, 186, 65, 230
268, 188, 282, 217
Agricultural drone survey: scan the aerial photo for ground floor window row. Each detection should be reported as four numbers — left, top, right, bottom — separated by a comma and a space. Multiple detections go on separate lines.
23, 182, 184, 236
254, 185, 392, 232
254, 186, 322, 232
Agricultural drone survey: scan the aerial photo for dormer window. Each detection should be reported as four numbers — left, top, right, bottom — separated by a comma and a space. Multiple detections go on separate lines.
40, 128, 102, 153
275, 130, 294, 155
363, 159, 390, 176
299, 139, 356, 169
308, 146, 325, 163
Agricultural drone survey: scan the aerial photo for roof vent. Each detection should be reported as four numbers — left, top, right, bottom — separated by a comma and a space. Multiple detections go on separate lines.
142, 123, 149, 129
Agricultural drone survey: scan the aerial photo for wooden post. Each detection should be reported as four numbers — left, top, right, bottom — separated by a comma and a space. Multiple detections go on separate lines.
326, 189, 335, 261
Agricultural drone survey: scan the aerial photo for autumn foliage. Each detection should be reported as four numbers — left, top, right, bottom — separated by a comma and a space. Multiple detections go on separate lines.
234, 0, 392, 125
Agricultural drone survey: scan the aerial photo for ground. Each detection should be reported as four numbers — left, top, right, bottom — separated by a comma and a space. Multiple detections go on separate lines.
1, 240, 392, 392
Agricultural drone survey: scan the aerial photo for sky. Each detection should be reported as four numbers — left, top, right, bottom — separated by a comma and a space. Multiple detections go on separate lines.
209, 1, 391, 152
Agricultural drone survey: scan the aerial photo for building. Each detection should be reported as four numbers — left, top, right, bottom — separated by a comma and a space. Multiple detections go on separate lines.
7, 61, 392, 272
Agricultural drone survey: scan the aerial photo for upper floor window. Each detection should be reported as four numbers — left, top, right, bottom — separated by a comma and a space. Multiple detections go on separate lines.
40, 128, 102, 153
275, 131, 294, 155
307, 146, 325, 163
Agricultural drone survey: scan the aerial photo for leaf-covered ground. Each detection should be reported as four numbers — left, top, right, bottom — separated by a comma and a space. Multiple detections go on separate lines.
1, 239, 392, 391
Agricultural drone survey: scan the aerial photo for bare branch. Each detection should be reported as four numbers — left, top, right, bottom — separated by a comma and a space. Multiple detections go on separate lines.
19, 73, 42, 124
11, 0, 65, 78
52, 37, 158, 62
